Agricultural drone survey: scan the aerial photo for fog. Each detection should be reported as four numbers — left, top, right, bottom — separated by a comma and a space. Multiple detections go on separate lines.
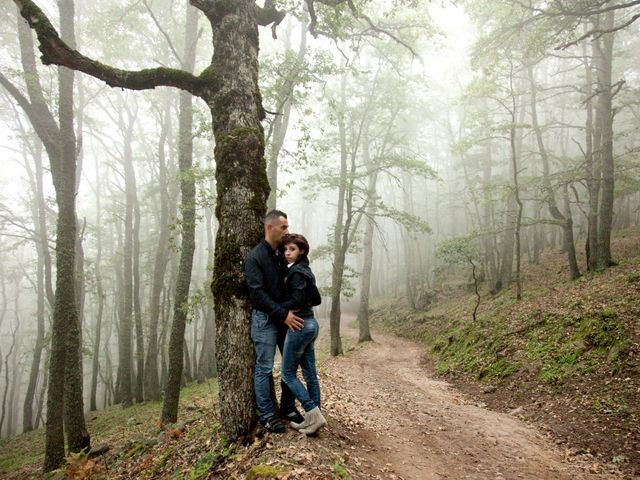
0, 0, 639, 441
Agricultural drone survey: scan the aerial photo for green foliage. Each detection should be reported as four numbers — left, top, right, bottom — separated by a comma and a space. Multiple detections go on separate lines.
479, 358, 520, 380
436, 235, 479, 266
377, 153, 438, 179
333, 463, 353, 479
627, 270, 640, 283
591, 396, 630, 417
246, 464, 283, 479
376, 201, 431, 235
186, 452, 219, 480
180, 287, 207, 321
526, 308, 627, 384
155, 447, 173, 468
0, 380, 219, 475
576, 308, 625, 351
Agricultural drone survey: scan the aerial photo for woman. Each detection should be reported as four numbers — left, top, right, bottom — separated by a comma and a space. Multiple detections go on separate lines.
279, 233, 326, 435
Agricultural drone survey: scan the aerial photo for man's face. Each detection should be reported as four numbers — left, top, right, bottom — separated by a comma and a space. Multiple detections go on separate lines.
267, 216, 289, 245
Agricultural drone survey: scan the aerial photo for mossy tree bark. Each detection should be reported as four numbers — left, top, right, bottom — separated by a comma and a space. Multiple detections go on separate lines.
207, 1, 268, 441
58, 0, 90, 456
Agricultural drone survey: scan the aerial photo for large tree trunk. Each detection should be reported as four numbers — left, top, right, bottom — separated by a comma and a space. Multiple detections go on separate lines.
161, 1, 198, 424
208, 1, 268, 441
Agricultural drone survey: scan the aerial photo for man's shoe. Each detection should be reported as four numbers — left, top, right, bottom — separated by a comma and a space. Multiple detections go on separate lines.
282, 408, 305, 425
299, 407, 326, 435
261, 415, 286, 433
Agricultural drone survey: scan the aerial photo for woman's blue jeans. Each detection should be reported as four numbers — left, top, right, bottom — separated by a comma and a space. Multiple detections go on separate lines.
281, 316, 321, 412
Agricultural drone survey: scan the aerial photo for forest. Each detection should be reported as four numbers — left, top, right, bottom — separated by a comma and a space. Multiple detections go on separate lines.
0, 0, 639, 478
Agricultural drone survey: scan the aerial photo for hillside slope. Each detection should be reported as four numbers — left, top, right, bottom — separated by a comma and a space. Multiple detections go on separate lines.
371, 229, 640, 476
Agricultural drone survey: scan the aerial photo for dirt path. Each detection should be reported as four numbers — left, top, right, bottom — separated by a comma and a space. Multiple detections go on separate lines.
318, 322, 620, 480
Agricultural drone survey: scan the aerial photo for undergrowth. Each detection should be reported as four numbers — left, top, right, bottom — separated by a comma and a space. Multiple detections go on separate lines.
371, 229, 639, 391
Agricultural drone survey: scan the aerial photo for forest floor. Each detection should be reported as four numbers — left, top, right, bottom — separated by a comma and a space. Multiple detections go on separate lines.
369, 228, 640, 479
1, 319, 629, 479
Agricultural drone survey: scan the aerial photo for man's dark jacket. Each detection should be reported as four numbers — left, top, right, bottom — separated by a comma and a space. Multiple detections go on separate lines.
245, 239, 288, 322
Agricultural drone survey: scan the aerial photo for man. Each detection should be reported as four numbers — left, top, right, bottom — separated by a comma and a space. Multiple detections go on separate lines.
245, 209, 305, 433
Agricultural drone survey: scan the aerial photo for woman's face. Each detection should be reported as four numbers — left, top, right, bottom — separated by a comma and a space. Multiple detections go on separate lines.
284, 243, 303, 264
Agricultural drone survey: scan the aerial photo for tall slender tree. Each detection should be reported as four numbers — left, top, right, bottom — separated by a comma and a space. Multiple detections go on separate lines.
161, 1, 199, 424
1, 0, 90, 468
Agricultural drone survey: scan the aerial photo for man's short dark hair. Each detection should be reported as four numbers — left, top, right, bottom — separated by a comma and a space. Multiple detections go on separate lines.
265, 209, 287, 225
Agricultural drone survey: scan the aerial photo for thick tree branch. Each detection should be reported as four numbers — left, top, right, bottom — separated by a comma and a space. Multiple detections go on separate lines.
13, 0, 210, 98
256, 0, 286, 38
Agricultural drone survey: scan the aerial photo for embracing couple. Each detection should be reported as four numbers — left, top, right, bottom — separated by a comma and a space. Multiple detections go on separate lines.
244, 209, 327, 435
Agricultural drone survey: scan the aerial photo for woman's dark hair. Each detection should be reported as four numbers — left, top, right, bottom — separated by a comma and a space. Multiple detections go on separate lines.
280, 233, 310, 259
